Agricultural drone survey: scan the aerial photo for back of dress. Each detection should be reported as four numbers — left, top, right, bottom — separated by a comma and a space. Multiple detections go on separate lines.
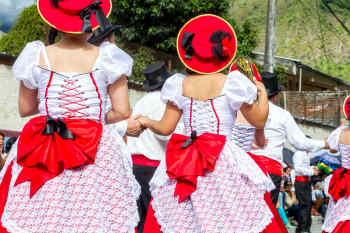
161, 70, 257, 138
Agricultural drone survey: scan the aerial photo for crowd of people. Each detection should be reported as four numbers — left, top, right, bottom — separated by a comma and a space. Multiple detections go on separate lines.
276, 162, 331, 231
0, 133, 17, 171
0, 0, 349, 233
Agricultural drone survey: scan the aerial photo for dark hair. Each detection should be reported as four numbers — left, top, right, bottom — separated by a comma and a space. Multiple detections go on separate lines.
5, 137, 17, 154
92, 31, 115, 46
48, 27, 58, 45
185, 68, 197, 75
0, 132, 4, 138
268, 93, 279, 100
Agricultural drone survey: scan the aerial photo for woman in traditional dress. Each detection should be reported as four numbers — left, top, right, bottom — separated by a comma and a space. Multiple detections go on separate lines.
139, 14, 286, 233
322, 95, 350, 233
0, 0, 140, 232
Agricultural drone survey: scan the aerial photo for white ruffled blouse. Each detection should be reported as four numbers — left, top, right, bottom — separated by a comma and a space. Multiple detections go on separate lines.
161, 70, 257, 137
12, 41, 133, 124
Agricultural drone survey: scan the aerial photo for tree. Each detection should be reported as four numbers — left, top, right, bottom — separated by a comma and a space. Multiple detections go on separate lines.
0, 5, 46, 56
228, 19, 258, 58
111, 0, 230, 52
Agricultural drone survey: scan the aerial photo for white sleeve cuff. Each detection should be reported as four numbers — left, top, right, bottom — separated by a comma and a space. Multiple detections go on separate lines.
114, 120, 127, 137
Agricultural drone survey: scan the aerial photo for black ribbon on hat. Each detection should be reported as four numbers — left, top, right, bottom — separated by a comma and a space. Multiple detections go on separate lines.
181, 32, 195, 60
182, 131, 197, 149
80, 1, 109, 33
42, 116, 75, 140
210, 30, 232, 61
50, 0, 62, 8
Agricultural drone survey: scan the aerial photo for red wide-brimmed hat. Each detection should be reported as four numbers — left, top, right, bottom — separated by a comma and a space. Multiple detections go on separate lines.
343, 95, 350, 120
177, 14, 237, 74
229, 57, 262, 82
37, 0, 112, 34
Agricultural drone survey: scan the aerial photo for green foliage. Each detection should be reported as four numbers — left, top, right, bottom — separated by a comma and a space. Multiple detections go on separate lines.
315, 57, 350, 83
111, 0, 230, 52
130, 47, 156, 83
229, 0, 350, 84
226, 18, 258, 58
0, 5, 46, 56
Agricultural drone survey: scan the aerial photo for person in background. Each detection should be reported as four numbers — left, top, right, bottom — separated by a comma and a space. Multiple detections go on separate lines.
1, 137, 18, 169
293, 149, 320, 233
312, 182, 326, 217
277, 186, 295, 230
127, 61, 185, 233
251, 73, 328, 205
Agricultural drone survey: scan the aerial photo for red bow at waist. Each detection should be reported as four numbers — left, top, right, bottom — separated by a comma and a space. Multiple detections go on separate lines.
15, 115, 102, 198
166, 132, 226, 203
329, 167, 350, 202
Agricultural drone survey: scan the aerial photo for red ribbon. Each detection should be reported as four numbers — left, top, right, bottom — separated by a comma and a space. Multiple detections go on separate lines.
166, 132, 226, 203
15, 116, 102, 198
329, 167, 350, 202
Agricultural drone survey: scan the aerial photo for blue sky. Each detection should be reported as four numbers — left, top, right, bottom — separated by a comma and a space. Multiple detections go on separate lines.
0, 0, 35, 32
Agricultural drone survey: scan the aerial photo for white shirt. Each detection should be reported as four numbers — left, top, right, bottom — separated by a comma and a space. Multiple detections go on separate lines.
127, 90, 184, 161
293, 151, 315, 177
251, 102, 325, 164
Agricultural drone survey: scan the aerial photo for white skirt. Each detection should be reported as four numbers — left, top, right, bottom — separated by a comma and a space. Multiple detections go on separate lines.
149, 140, 275, 233
0, 125, 140, 233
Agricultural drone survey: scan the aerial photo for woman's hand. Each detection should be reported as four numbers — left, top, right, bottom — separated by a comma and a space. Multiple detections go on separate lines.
136, 115, 150, 129
254, 80, 268, 97
125, 115, 144, 137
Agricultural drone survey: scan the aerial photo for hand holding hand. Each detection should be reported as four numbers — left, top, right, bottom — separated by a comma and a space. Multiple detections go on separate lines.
136, 116, 150, 128
125, 115, 143, 137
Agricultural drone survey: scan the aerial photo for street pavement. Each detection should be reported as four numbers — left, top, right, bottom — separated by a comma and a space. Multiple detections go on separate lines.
288, 216, 323, 233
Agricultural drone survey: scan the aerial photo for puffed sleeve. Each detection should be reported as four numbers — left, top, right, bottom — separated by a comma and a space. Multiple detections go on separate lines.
161, 73, 186, 109
224, 70, 257, 111
98, 42, 134, 85
12, 41, 44, 89
328, 126, 348, 151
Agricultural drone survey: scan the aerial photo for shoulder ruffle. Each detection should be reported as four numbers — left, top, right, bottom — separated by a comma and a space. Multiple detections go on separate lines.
224, 70, 258, 111
161, 73, 186, 109
12, 41, 44, 89
97, 42, 134, 85
328, 126, 348, 151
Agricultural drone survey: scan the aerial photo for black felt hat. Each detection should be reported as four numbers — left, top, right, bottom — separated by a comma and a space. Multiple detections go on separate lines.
143, 61, 174, 91
261, 72, 282, 98
88, 18, 121, 45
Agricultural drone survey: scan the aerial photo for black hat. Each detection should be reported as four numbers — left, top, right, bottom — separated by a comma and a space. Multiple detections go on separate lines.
261, 72, 282, 98
143, 61, 174, 91
88, 19, 121, 45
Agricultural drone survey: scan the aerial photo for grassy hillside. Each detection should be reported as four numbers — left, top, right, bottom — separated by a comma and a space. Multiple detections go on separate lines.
229, 0, 350, 82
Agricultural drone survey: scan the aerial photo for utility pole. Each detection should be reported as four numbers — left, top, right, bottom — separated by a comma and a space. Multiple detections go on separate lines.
264, 0, 277, 73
